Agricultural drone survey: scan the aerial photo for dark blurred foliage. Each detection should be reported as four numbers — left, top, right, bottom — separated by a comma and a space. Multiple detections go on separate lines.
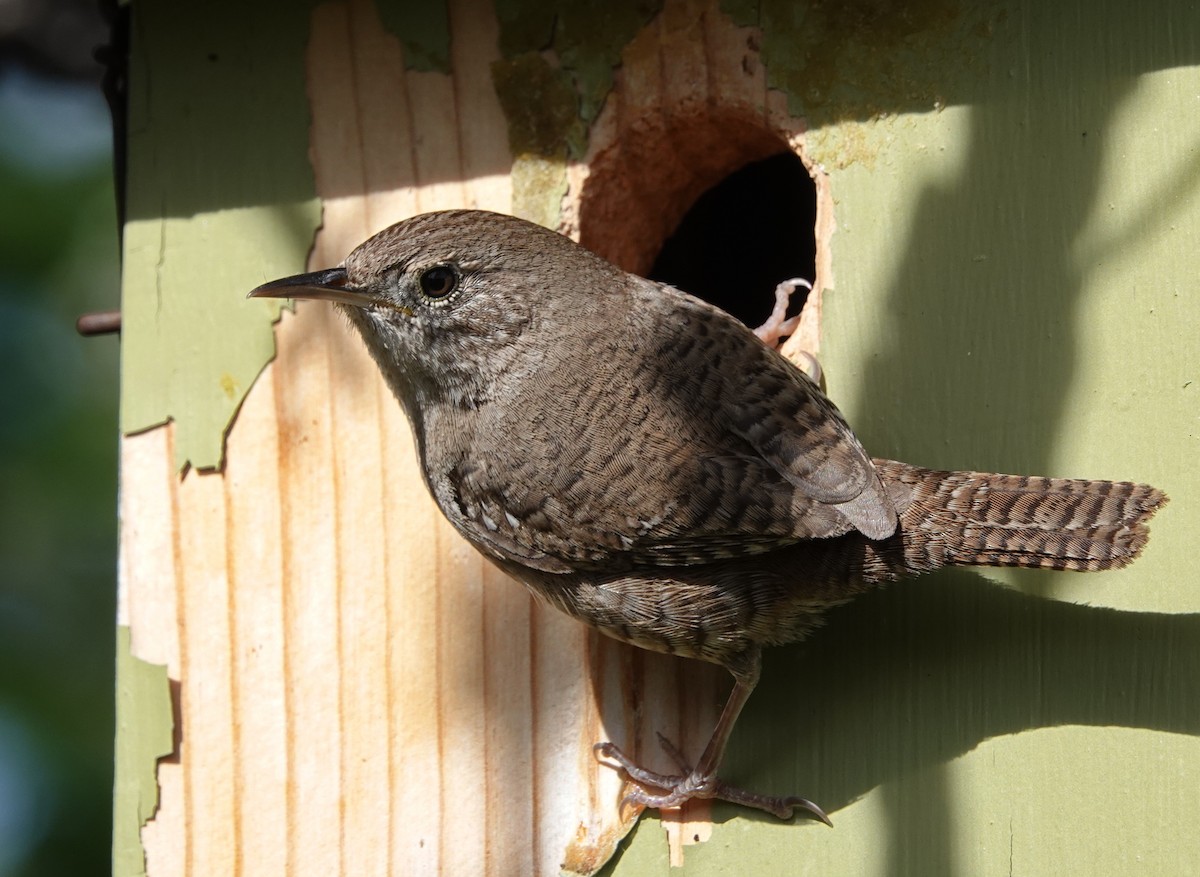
0, 1, 120, 874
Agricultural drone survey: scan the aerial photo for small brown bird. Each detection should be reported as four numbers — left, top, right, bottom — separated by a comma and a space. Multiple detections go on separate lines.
251, 209, 1166, 823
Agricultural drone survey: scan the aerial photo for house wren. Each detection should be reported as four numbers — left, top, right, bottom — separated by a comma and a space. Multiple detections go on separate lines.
250, 209, 1166, 822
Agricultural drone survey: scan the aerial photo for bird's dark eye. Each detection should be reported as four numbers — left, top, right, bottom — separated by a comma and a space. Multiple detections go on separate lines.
419, 265, 458, 299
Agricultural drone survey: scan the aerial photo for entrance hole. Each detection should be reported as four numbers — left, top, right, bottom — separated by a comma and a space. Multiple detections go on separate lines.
647, 152, 817, 329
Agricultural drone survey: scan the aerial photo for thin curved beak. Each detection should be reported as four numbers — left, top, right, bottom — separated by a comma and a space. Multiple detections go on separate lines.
248, 267, 380, 308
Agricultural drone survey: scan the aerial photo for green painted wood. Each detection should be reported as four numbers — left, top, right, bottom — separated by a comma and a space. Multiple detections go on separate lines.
118, 0, 464, 472
112, 627, 174, 877
119, 0, 322, 471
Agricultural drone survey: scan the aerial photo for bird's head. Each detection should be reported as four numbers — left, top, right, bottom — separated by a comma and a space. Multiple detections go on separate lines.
249, 210, 626, 409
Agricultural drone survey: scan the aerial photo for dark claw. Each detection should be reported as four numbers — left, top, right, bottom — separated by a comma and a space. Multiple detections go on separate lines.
788, 796, 833, 827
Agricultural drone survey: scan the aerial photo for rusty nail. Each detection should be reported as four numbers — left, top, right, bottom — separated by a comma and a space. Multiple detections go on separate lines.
76, 310, 121, 336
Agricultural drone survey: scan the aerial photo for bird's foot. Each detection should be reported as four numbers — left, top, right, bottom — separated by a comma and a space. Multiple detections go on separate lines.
753, 278, 822, 385
594, 734, 831, 824
753, 278, 810, 349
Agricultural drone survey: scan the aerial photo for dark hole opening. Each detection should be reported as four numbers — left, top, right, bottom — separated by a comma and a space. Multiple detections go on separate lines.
647, 152, 817, 330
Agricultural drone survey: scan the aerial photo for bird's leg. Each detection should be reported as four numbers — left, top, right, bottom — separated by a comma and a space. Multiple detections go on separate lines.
594, 656, 831, 824
753, 278, 822, 385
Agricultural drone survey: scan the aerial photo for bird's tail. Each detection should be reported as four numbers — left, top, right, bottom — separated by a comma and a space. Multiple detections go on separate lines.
868, 460, 1167, 579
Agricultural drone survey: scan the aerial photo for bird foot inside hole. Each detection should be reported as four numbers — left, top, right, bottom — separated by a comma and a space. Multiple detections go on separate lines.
753, 278, 822, 385
593, 734, 832, 824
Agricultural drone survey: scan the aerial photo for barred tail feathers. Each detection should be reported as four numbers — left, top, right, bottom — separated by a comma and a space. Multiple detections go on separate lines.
874, 460, 1167, 574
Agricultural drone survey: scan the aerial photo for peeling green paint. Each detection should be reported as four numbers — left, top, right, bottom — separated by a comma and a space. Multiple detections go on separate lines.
550, 0, 663, 124
119, 0, 321, 471
112, 627, 175, 877
122, 207, 317, 471
495, 0, 662, 127
375, 0, 451, 72
493, 0, 662, 226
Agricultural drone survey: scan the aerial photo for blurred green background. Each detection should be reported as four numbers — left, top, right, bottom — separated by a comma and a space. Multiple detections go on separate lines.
0, 1, 120, 873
